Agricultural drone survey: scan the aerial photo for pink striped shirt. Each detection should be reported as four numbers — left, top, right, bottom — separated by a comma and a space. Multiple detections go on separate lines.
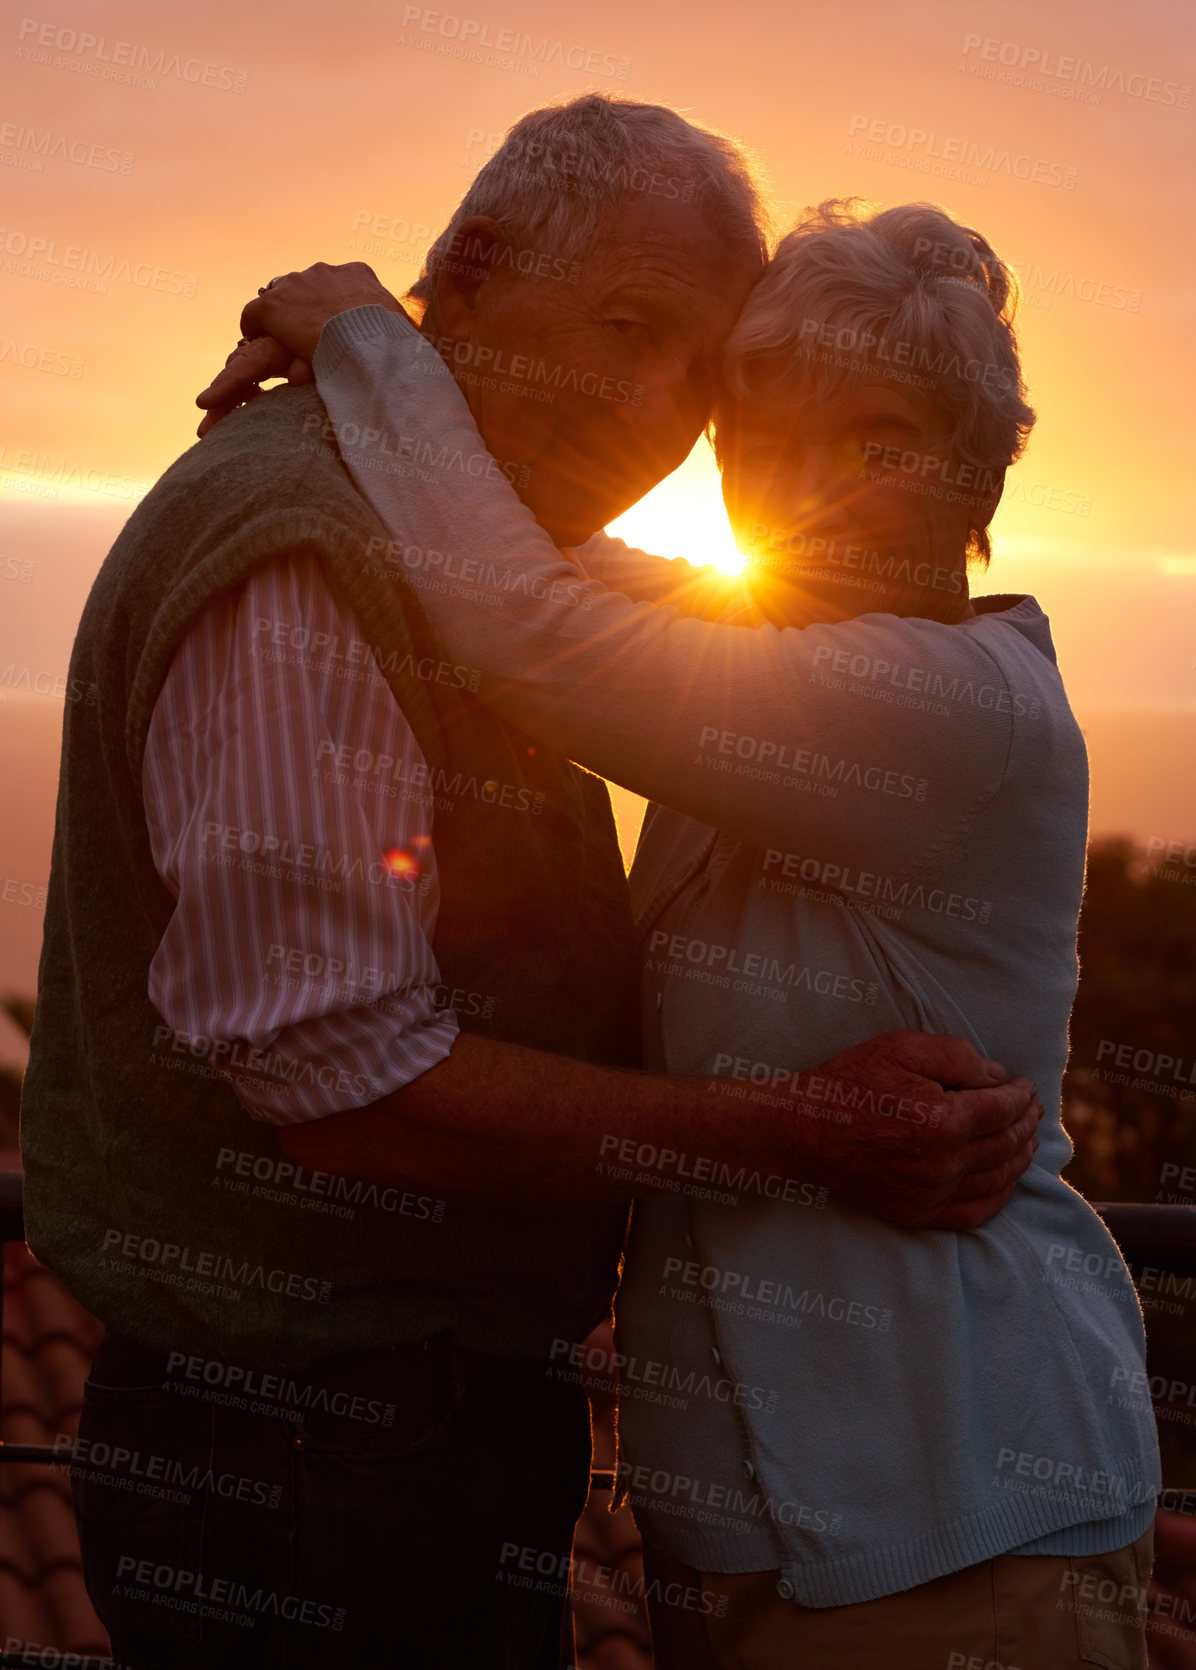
141, 549, 459, 1124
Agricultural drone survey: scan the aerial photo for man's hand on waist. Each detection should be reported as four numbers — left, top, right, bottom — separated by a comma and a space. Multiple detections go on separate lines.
793, 1030, 1042, 1232
272, 1029, 1039, 1231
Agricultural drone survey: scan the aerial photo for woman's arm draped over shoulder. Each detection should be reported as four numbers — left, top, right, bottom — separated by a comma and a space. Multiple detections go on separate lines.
572, 530, 743, 617
313, 306, 1013, 874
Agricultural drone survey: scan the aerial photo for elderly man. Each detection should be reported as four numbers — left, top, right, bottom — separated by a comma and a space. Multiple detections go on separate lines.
21, 95, 1039, 1669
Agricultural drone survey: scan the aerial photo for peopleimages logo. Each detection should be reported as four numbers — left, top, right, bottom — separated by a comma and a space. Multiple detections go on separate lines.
1158, 1162, 1196, 1202
648, 930, 879, 1006
150, 1021, 384, 1105
548, 1337, 780, 1413
797, 315, 1017, 394
811, 643, 1039, 720
497, 1542, 729, 1620
959, 33, 1190, 107
1041, 1241, 1134, 1304
696, 726, 929, 801
101, 1228, 332, 1305
614, 1460, 844, 1535
214, 1147, 446, 1226
1008, 258, 1142, 314
0, 121, 133, 174
165, 1350, 397, 1426
0, 228, 198, 296
663, 1256, 892, 1332
423, 333, 644, 406
596, 1130, 828, 1207
1096, 1039, 1196, 1089
847, 114, 1078, 189
992, 1447, 1135, 1505
112, 1558, 344, 1631
5, 1641, 134, 1669
1146, 835, 1196, 882
0, 335, 84, 376
395, 7, 630, 79
15, 18, 249, 92
750, 526, 966, 597
0, 443, 147, 500
714, 1054, 942, 1127
1110, 1366, 1196, 1422
860, 441, 1002, 495
303, 408, 532, 487
762, 848, 994, 925
57, 1431, 282, 1511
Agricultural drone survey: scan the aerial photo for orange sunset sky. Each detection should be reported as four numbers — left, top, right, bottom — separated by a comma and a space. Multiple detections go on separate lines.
0, 0, 1193, 1061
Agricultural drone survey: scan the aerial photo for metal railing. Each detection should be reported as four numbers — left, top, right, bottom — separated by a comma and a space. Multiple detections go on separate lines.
1092, 1202, 1196, 1252
0, 1184, 1193, 1668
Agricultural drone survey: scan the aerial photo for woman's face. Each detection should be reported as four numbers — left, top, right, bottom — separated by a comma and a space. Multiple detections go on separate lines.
720, 375, 999, 624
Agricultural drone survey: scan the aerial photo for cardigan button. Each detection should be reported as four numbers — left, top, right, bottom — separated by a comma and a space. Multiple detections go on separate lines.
742, 1459, 756, 1482
776, 1578, 796, 1601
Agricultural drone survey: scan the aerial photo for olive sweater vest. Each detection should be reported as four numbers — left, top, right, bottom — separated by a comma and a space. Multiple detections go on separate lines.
20, 384, 640, 1372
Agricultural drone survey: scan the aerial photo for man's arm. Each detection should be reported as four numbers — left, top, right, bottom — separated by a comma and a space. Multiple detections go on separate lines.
278, 1029, 1043, 1233
142, 549, 461, 1123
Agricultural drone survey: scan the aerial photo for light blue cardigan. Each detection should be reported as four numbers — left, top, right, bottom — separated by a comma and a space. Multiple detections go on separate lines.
312, 305, 1160, 1605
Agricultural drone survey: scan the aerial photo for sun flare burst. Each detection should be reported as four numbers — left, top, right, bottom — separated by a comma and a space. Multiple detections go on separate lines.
606, 438, 744, 574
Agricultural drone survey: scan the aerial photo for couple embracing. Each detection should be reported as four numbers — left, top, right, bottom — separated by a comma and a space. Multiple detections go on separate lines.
22, 92, 1158, 1669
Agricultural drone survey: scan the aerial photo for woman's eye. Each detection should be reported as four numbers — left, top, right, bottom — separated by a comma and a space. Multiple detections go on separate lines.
861, 419, 916, 440
607, 318, 648, 338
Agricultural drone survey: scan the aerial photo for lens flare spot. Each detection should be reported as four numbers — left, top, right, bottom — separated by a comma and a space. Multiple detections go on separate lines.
383, 846, 421, 880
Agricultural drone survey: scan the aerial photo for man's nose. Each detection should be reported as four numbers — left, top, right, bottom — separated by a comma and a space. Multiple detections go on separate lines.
615, 361, 711, 474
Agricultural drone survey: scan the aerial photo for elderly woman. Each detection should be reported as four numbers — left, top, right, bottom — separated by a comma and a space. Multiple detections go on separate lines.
209, 200, 1160, 1667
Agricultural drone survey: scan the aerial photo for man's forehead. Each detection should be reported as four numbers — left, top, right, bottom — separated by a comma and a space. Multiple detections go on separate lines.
586, 194, 759, 296
600, 243, 744, 305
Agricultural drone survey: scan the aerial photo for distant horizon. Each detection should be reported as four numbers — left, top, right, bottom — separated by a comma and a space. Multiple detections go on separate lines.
1, 689, 1193, 1072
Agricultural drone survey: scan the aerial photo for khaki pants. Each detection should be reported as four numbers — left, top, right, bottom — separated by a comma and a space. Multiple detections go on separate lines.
643, 1528, 1154, 1670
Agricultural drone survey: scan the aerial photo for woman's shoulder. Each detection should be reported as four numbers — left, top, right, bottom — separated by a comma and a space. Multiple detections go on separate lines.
963, 594, 1078, 719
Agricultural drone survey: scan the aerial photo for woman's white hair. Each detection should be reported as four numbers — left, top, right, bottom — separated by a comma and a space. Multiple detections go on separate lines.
408, 92, 768, 308
719, 199, 1036, 566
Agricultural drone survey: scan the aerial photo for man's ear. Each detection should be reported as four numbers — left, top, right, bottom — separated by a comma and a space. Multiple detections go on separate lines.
432, 216, 515, 341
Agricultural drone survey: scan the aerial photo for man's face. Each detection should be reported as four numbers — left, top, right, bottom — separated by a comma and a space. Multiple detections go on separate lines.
722, 377, 994, 623
429, 193, 759, 548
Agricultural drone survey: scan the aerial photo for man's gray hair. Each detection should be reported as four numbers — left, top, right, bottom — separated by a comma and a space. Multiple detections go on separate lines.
719, 199, 1036, 566
408, 93, 767, 308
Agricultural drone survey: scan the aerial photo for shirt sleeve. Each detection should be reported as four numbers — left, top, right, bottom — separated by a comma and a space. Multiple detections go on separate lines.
313, 306, 1017, 879
141, 547, 459, 1124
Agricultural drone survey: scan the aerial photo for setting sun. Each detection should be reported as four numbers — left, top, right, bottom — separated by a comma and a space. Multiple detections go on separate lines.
607, 437, 745, 573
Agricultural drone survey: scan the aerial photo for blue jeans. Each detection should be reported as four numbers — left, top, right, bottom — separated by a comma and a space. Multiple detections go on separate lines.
70, 1330, 592, 1668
